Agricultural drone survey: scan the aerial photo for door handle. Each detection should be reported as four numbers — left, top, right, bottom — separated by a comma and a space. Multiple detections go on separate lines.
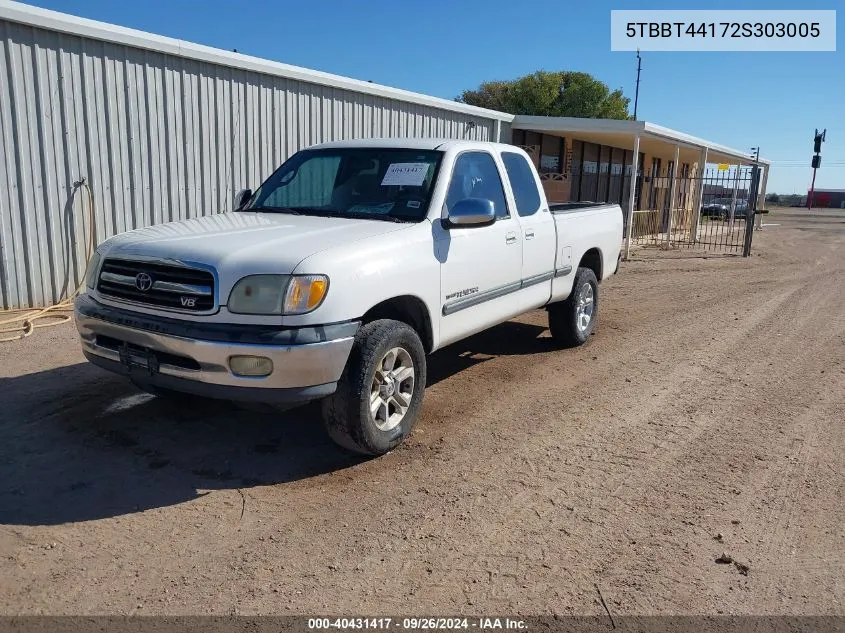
525, 229, 535, 240
505, 231, 518, 244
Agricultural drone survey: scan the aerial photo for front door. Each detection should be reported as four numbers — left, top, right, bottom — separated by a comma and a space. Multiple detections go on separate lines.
435, 151, 523, 348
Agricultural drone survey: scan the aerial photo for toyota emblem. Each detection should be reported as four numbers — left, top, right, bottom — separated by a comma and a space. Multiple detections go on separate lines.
135, 272, 153, 292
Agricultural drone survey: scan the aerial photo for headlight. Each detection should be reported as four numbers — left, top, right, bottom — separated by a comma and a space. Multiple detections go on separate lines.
227, 274, 329, 315
228, 275, 289, 315
283, 274, 329, 315
86, 251, 102, 289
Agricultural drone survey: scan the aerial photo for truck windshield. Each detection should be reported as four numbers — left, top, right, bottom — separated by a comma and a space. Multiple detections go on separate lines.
243, 148, 443, 222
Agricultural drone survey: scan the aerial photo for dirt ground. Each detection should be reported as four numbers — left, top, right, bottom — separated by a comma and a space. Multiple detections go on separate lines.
1, 208, 843, 616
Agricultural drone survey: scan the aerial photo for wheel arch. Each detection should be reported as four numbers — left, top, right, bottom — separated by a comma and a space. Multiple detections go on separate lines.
361, 295, 434, 353
579, 248, 603, 281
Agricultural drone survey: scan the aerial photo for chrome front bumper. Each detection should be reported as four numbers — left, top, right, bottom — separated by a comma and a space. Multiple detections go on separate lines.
74, 294, 357, 403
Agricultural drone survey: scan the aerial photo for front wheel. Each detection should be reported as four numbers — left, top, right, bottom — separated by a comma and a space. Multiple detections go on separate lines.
321, 319, 427, 455
548, 267, 599, 347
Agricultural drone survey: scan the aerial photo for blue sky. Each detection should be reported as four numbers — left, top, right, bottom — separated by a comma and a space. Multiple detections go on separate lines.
28, 0, 844, 194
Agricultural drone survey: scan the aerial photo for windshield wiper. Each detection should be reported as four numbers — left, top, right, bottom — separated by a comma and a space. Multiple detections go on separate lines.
247, 206, 410, 223
244, 206, 304, 214
354, 213, 406, 223
316, 209, 409, 223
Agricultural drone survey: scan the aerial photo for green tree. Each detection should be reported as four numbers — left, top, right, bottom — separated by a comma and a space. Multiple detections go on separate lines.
457, 71, 631, 119
765, 193, 780, 203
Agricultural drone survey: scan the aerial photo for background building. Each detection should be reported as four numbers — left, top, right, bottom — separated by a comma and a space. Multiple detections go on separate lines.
808, 189, 845, 208
0, 0, 511, 310
0, 0, 768, 309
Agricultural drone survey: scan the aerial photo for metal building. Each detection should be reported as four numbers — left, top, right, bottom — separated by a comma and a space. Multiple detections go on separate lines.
0, 1, 512, 309
807, 189, 845, 209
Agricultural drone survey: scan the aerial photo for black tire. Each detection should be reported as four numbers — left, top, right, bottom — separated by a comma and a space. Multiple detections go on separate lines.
321, 319, 427, 456
548, 267, 599, 347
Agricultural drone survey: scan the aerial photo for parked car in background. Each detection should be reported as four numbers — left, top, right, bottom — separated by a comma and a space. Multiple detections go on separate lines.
75, 139, 623, 455
733, 199, 750, 218
701, 198, 731, 219
701, 197, 750, 219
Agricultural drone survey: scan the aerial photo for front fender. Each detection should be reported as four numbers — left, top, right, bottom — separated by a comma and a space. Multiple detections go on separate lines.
280, 222, 441, 345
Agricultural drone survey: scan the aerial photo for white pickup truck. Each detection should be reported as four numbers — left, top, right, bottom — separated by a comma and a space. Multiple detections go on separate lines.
75, 139, 623, 454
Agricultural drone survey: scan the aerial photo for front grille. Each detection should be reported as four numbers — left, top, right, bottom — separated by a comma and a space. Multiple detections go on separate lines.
97, 259, 215, 312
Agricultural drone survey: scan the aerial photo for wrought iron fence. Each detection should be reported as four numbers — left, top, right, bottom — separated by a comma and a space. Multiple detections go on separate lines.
516, 143, 760, 256
627, 166, 759, 255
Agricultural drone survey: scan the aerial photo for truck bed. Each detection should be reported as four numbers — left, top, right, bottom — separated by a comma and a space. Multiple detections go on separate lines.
547, 201, 623, 304
549, 201, 621, 214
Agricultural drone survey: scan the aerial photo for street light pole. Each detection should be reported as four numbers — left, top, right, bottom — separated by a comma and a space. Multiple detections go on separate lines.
808, 168, 818, 209
808, 129, 825, 209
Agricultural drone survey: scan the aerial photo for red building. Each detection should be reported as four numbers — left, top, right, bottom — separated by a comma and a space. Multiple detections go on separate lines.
808, 188, 845, 208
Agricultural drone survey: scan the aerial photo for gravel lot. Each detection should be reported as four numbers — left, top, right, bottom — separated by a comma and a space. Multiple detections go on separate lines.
1, 208, 843, 615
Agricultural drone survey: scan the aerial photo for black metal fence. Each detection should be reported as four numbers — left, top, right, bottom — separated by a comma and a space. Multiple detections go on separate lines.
517, 142, 760, 256
626, 166, 759, 255
550, 166, 761, 256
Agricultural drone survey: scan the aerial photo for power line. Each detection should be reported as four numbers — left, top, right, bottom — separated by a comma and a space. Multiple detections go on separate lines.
766, 161, 845, 165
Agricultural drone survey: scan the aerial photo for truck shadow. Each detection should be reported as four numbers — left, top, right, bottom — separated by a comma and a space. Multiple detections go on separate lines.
426, 320, 552, 386
0, 320, 551, 526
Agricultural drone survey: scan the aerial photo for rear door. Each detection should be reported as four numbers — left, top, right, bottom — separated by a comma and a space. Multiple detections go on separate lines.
435, 151, 523, 348
500, 150, 557, 311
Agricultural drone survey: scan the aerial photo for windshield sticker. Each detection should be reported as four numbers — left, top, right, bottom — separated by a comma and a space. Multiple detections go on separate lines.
349, 203, 395, 214
406, 200, 421, 209
381, 163, 429, 187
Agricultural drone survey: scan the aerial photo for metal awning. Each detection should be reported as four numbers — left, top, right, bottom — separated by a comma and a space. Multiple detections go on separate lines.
512, 115, 769, 167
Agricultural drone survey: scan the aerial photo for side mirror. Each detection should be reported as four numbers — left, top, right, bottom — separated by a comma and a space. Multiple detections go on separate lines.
234, 188, 252, 210
444, 198, 496, 228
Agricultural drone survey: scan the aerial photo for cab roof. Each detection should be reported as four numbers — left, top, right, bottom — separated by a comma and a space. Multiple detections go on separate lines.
308, 138, 510, 152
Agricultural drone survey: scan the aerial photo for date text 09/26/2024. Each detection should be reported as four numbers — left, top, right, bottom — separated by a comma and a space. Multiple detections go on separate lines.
307, 618, 527, 631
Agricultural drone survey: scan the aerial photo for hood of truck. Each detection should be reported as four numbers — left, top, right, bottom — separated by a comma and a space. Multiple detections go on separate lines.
100, 211, 410, 274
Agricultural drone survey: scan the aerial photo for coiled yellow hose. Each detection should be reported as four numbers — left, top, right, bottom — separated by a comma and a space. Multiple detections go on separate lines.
0, 179, 96, 343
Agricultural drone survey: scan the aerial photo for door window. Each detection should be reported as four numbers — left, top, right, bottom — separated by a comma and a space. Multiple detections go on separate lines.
502, 152, 541, 217
445, 152, 509, 218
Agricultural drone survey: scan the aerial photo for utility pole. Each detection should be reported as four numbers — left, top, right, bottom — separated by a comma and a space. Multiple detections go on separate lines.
633, 49, 642, 120
808, 129, 825, 209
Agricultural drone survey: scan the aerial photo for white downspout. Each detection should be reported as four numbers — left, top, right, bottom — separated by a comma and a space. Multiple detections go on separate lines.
689, 147, 708, 243
728, 164, 741, 230
665, 145, 680, 244
624, 133, 641, 260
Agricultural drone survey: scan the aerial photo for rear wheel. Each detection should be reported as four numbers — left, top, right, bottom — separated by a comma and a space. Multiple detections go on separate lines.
548, 267, 599, 347
321, 319, 426, 455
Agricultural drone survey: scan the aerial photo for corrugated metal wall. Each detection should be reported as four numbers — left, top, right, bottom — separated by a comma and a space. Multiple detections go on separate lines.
0, 18, 505, 309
